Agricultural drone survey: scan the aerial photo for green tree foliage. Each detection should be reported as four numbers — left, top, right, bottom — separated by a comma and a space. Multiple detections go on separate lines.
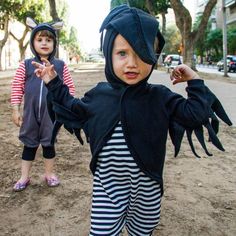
110, 0, 128, 9
195, 23, 236, 62
61, 26, 81, 60
164, 26, 181, 54
10, 0, 46, 60
170, 0, 217, 69
46, 0, 81, 58
145, 0, 170, 35
193, 15, 222, 61
15, 0, 46, 23
228, 26, 236, 55
110, 0, 148, 12
205, 28, 222, 60
0, 0, 81, 65
206, 26, 236, 60
0, 0, 45, 69
193, 15, 210, 60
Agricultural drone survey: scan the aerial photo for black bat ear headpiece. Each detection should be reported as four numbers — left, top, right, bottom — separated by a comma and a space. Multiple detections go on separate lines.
26, 17, 63, 60
99, 4, 165, 65
99, 4, 165, 87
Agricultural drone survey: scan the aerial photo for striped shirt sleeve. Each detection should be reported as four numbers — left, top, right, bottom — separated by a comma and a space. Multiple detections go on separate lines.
63, 64, 75, 96
10, 62, 26, 105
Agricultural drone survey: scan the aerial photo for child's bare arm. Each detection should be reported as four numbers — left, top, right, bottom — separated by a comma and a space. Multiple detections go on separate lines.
32, 58, 57, 84
12, 105, 22, 127
170, 64, 200, 85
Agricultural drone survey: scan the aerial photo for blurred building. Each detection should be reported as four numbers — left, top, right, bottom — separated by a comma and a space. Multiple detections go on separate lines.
191, 0, 236, 28
216, 0, 236, 27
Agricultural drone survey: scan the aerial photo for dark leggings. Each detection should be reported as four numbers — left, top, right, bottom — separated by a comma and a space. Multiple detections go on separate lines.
22, 145, 56, 161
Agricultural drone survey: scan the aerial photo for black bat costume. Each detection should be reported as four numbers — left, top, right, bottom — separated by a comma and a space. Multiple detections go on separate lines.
47, 4, 232, 186
42, 4, 232, 234
48, 5, 232, 164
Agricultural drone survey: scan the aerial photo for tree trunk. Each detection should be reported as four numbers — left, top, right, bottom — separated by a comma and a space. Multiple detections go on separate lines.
170, 0, 217, 69
145, 0, 167, 36
0, 15, 9, 71
161, 12, 166, 36
10, 27, 29, 61
183, 36, 195, 68
48, 0, 60, 21
19, 41, 29, 61
145, 0, 156, 15
48, 0, 60, 58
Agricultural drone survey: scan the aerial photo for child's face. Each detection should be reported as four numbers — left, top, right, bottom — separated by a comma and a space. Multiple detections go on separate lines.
112, 34, 152, 85
33, 32, 54, 59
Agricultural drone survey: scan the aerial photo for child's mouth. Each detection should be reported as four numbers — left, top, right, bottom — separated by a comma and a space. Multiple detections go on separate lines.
125, 72, 138, 79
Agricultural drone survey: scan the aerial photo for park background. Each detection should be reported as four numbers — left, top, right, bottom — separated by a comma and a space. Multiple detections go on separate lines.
0, 1, 236, 236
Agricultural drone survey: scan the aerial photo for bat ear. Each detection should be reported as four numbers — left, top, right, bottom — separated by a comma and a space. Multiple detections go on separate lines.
26, 17, 38, 29
51, 21, 63, 30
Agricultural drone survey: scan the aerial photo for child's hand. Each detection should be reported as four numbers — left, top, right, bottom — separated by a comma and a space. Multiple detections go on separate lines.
32, 58, 57, 84
12, 106, 22, 127
170, 64, 200, 85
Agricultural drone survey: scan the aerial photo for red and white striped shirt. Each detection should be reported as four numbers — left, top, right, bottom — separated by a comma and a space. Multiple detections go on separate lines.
11, 62, 75, 105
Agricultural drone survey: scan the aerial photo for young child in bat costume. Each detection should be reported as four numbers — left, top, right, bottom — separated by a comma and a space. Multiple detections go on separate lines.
11, 17, 75, 191
32, 5, 232, 235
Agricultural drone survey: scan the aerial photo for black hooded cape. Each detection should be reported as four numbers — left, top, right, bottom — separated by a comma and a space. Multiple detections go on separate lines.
46, 5, 232, 194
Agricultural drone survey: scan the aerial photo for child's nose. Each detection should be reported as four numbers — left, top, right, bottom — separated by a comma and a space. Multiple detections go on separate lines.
127, 55, 138, 68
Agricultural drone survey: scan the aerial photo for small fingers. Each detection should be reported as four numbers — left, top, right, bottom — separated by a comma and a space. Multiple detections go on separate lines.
170, 68, 183, 84
41, 58, 51, 66
32, 61, 45, 70
172, 68, 182, 77
32, 59, 50, 68
34, 68, 42, 77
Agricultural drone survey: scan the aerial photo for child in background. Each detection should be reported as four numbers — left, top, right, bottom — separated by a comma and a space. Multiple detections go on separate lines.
32, 5, 230, 236
11, 17, 75, 191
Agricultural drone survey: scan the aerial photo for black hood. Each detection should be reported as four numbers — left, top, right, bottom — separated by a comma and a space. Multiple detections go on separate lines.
29, 23, 57, 61
99, 4, 165, 87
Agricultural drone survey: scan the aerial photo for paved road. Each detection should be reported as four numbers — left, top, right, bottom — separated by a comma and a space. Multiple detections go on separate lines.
0, 69, 15, 79
150, 70, 236, 126
196, 65, 236, 78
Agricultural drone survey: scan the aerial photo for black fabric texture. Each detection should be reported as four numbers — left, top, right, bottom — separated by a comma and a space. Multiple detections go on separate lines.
42, 145, 56, 159
46, 76, 219, 187
45, 5, 232, 195
22, 146, 38, 161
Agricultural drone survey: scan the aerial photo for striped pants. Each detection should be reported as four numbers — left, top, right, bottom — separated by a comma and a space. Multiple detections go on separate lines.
89, 123, 162, 236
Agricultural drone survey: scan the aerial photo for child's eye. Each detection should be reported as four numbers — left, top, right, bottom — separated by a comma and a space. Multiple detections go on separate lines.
118, 51, 126, 57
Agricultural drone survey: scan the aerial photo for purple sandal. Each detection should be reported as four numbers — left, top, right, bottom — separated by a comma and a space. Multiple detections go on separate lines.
13, 178, 30, 192
45, 176, 60, 187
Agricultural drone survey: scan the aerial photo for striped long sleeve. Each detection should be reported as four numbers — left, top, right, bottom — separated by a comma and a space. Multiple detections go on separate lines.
63, 63, 75, 96
11, 62, 25, 106
11, 62, 75, 106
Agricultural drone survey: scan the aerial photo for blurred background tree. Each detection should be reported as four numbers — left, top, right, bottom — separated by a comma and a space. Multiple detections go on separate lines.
0, 0, 24, 70
10, 0, 45, 61
110, 0, 218, 69
0, 0, 81, 70
170, 0, 217, 69
110, 0, 170, 35
164, 26, 182, 54
0, 0, 235, 70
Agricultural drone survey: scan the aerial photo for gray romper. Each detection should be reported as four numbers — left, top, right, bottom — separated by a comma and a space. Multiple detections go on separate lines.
19, 58, 64, 147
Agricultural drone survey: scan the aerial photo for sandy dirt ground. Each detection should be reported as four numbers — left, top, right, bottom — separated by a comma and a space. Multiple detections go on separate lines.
0, 63, 235, 236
